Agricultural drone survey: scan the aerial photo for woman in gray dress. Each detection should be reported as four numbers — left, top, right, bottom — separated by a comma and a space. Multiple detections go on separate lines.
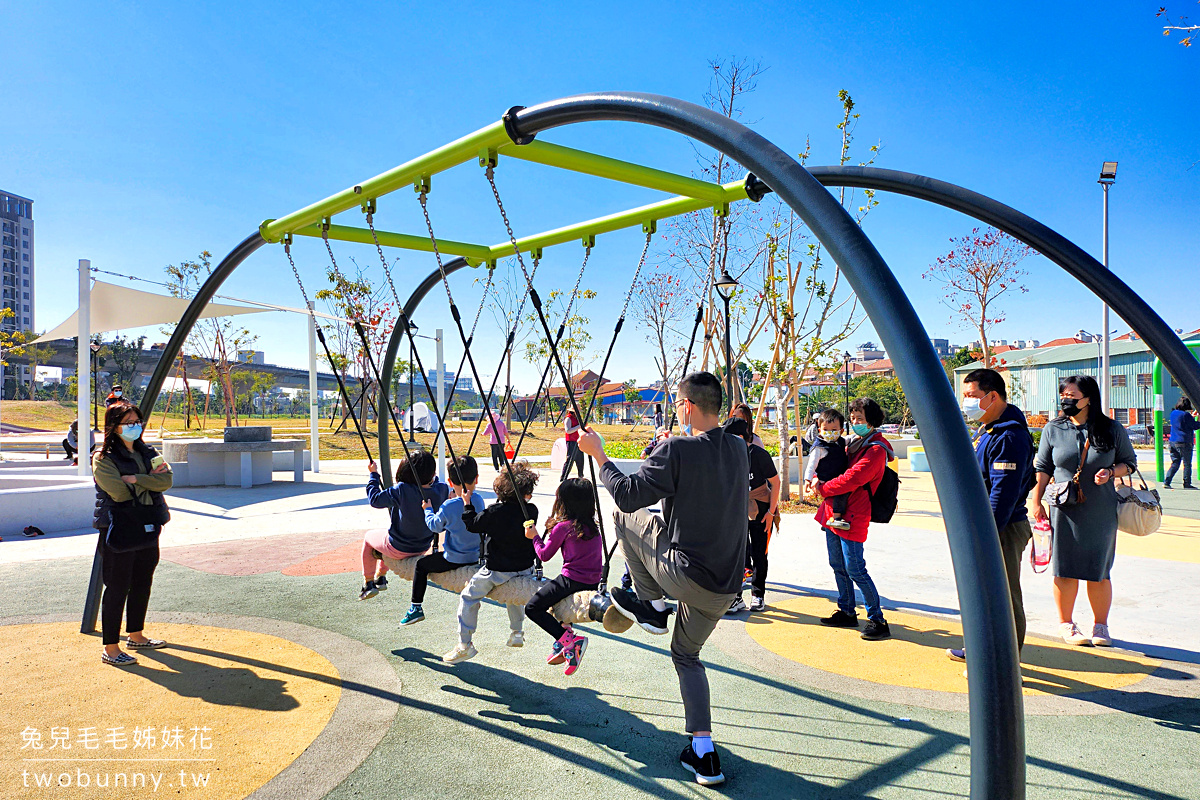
1033, 375, 1137, 647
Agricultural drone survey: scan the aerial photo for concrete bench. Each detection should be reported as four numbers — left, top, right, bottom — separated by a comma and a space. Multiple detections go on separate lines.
163, 426, 306, 488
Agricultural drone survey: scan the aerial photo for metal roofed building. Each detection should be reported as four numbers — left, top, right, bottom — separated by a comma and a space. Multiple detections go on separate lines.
953, 331, 1200, 427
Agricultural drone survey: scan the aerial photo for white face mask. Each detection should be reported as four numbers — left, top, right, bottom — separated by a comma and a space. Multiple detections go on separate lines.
962, 396, 985, 422
819, 430, 841, 442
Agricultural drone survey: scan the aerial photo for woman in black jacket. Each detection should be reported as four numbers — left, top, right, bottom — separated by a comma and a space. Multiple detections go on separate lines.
93, 401, 173, 666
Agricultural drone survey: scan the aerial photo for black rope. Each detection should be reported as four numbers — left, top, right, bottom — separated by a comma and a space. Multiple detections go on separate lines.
667, 300, 706, 432
283, 239, 373, 461
416, 188, 539, 568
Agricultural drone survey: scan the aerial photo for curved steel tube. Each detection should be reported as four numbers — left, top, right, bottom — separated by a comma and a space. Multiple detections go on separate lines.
376, 257, 472, 484
138, 232, 267, 415
805, 166, 1200, 404
504, 92, 1023, 799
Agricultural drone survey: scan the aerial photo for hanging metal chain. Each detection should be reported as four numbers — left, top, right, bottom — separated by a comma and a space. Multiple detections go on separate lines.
283, 240, 315, 317
467, 264, 495, 340
322, 225, 347, 284
618, 231, 653, 318
485, 165, 535, 287
417, 192, 455, 308
560, 246, 591, 324
364, 209, 404, 312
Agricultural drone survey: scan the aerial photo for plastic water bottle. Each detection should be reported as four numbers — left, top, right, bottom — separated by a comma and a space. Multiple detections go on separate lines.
1031, 518, 1052, 571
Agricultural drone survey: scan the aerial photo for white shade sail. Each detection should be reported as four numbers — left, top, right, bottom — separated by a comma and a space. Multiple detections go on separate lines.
32, 280, 270, 344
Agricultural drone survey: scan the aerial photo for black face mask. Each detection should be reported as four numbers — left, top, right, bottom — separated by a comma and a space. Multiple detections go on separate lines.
1060, 397, 1084, 416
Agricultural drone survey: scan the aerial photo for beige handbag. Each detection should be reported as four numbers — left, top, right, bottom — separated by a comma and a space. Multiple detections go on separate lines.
1116, 469, 1162, 537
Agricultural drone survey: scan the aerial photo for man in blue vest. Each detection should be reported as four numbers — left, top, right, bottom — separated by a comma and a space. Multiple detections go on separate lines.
947, 368, 1035, 663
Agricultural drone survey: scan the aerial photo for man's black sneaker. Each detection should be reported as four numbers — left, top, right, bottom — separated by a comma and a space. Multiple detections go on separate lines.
680, 740, 725, 786
375, 575, 389, 591
609, 587, 670, 635
820, 609, 860, 628
861, 620, 892, 641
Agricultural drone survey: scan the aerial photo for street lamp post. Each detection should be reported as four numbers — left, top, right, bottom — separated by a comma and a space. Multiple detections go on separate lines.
714, 270, 739, 413
408, 321, 419, 443
1099, 161, 1117, 414
843, 351, 852, 428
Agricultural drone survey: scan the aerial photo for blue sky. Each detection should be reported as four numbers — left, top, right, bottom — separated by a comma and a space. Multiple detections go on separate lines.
4, 1, 1196, 393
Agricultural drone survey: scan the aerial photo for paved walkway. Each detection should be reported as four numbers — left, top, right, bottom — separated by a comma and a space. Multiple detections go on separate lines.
1, 459, 1198, 798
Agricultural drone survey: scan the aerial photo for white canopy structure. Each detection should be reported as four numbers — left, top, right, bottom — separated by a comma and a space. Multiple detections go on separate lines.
31, 280, 270, 343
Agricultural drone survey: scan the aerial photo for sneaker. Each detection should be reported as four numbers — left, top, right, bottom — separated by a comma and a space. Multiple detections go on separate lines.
1060, 622, 1091, 646
563, 635, 588, 675
1184, 484, 1198, 490
358, 581, 379, 601
399, 605, 425, 626
861, 620, 892, 641
1090, 623, 1113, 647
1163, 483, 1173, 490
819, 609, 860, 628
609, 587, 670, 635
374, 575, 389, 591
125, 638, 166, 649
548, 629, 574, 665
725, 596, 748, 616
507, 630, 525, 648
743, 567, 755, 586
442, 643, 477, 663
101, 650, 137, 666
749, 595, 766, 612
946, 648, 966, 662
680, 740, 725, 786
827, 518, 852, 531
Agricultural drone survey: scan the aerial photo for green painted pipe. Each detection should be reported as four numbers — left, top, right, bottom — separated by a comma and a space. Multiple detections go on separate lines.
499, 139, 729, 203
1153, 343, 1200, 482
288, 222, 492, 263
259, 121, 511, 243
483, 180, 748, 259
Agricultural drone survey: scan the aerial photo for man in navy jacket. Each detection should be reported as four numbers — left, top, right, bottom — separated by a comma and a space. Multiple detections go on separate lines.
948, 368, 1035, 662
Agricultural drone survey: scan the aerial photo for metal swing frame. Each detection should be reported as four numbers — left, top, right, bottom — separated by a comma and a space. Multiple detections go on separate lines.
127, 93, 1200, 800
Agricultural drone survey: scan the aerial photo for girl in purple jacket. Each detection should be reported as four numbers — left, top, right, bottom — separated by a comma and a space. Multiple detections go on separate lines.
524, 477, 603, 675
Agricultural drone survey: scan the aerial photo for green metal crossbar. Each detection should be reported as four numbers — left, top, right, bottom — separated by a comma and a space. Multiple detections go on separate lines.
258, 128, 748, 262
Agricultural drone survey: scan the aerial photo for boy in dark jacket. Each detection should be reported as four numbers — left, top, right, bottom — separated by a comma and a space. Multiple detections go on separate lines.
443, 461, 540, 663
947, 368, 1035, 662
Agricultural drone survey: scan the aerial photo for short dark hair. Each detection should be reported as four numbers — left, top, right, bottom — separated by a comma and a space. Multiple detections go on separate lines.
721, 416, 751, 443
449, 455, 478, 487
396, 449, 436, 486
1177, 397, 1194, 412
494, 460, 539, 503
849, 397, 885, 428
679, 372, 722, 416
963, 368, 1007, 401
818, 408, 845, 427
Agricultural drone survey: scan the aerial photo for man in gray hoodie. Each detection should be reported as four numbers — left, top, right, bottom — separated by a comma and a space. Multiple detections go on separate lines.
578, 371, 747, 787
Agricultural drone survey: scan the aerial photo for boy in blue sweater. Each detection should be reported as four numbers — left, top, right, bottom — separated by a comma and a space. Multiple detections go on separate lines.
399, 456, 482, 626
362, 450, 449, 600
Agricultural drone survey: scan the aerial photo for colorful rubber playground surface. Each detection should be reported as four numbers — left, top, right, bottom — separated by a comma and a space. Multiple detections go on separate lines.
2, 459, 1198, 798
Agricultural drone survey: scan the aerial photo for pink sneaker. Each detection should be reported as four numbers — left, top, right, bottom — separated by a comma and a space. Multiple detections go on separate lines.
548, 628, 576, 666
563, 634, 588, 676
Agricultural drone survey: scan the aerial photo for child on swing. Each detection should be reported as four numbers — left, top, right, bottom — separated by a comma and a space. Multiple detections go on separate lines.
443, 461, 540, 664
362, 450, 449, 601
398, 455, 482, 626
525, 477, 603, 675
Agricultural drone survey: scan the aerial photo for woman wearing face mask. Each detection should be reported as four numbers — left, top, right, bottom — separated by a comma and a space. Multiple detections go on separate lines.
1033, 375, 1137, 646
812, 397, 894, 641
92, 401, 173, 666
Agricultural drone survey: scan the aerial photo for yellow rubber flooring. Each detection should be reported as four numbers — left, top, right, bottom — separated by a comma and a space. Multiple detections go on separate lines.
746, 596, 1161, 696
888, 465, 1200, 564
0, 622, 340, 799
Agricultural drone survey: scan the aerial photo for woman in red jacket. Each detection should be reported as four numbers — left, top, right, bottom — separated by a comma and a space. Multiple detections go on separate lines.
813, 397, 893, 641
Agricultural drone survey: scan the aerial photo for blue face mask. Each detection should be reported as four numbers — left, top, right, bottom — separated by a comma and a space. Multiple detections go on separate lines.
850, 423, 872, 437
119, 423, 143, 442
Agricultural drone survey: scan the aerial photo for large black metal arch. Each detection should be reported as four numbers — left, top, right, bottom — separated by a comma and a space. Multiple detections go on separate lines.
131, 93, 1200, 800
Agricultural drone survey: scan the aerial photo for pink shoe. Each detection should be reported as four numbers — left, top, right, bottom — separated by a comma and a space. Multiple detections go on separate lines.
563, 635, 588, 676
548, 628, 576, 666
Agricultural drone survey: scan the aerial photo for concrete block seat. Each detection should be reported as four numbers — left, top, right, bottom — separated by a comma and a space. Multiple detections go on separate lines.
0, 471, 95, 537
163, 426, 306, 488
379, 553, 634, 634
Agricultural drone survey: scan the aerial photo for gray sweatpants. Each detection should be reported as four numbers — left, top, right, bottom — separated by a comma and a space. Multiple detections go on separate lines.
457, 566, 532, 645
613, 507, 735, 734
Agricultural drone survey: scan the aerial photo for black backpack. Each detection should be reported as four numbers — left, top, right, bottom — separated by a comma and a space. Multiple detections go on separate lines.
864, 443, 900, 523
